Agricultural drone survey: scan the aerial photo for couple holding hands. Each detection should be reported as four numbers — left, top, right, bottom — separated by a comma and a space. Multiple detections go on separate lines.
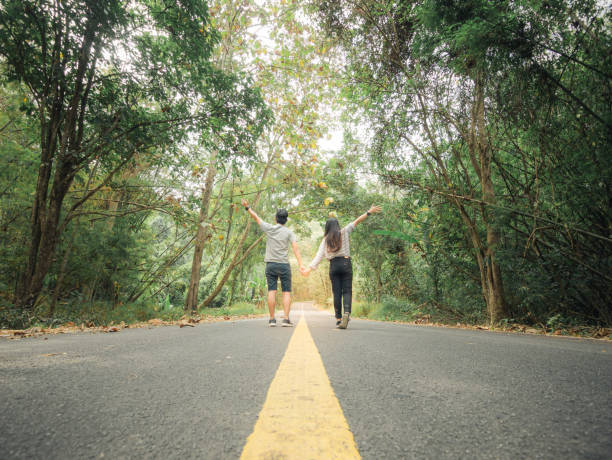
241, 198, 381, 329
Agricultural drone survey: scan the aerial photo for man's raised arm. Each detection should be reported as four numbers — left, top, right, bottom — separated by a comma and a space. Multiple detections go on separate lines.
241, 198, 261, 225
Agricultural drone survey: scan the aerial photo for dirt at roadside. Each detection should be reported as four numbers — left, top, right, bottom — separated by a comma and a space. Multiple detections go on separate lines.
313, 303, 612, 341
0, 313, 267, 339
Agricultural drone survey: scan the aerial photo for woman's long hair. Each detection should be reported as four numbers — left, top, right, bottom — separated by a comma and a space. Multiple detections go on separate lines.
324, 218, 342, 252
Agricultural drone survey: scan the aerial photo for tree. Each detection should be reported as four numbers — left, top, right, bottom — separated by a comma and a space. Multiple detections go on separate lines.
183, 0, 340, 311
0, 0, 268, 308
313, 0, 612, 324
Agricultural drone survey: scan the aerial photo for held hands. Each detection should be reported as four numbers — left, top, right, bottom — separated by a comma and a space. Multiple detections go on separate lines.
300, 266, 312, 277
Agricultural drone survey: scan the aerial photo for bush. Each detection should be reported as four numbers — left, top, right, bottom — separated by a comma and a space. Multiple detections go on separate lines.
351, 302, 373, 317
0, 300, 32, 329
367, 296, 413, 321
34, 298, 184, 327
200, 302, 260, 317
351, 296, 418, 321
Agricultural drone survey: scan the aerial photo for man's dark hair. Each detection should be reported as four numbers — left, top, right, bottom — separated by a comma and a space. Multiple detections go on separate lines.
276, 208, 288, 225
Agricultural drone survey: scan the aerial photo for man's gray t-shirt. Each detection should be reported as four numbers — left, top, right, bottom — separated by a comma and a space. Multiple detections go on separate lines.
259, 221, 296, 263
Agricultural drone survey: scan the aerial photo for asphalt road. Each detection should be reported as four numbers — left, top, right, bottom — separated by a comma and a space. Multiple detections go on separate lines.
1, 302, 611, 459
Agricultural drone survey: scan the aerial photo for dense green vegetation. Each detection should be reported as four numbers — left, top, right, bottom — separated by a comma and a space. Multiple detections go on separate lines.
312, 0, 612, 327
1, 0, 610, 330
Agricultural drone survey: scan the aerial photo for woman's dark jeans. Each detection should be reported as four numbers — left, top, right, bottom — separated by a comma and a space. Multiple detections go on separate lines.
329, 257, 352, 319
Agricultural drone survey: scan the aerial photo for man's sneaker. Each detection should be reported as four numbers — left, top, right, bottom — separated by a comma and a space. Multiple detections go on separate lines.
338, 313, 350, 329
281, 318, 293, 327
268, 318, 277, 327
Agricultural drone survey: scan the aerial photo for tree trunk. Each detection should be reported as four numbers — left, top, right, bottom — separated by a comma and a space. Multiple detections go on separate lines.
16, 16, 100, 309
228, 271, 238, 307
185, 154, 217, 313
49, 220, 79, 316
447, 181, 505, 325
19, 161, 74, 308
474, 74, 507, 323
17, 142, 54, 302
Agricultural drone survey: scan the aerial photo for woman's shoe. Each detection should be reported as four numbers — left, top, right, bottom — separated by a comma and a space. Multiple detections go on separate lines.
338, 313, 350, 329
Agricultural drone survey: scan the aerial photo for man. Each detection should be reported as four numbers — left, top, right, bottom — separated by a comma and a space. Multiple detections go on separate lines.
241, 198, 304, 326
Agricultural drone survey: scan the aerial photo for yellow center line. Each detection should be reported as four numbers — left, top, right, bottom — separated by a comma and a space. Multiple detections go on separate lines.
240, 313, 361, 460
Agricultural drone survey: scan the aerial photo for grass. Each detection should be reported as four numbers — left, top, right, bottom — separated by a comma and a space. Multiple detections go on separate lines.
203, 302, 264, 318
318, 298, 425, 322
0, 298, 265, 330
351, 297, 427, 322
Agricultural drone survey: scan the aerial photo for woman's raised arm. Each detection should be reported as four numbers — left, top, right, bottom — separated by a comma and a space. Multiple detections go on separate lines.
352, 205, 381, 227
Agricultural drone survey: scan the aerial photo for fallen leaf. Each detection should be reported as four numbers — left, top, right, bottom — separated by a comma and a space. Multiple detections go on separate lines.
593, 328, 612, 338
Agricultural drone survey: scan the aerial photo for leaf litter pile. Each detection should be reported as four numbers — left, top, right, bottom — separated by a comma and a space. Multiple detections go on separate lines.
0, 313, 265, 339
388, 315, 612, 340
315, 306, 611, 341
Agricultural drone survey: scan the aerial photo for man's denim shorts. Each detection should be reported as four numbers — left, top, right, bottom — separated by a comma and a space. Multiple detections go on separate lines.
265, 262, 291, 292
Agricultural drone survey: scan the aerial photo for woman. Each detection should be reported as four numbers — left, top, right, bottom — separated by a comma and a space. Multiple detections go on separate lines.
301, 205, 381, 328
